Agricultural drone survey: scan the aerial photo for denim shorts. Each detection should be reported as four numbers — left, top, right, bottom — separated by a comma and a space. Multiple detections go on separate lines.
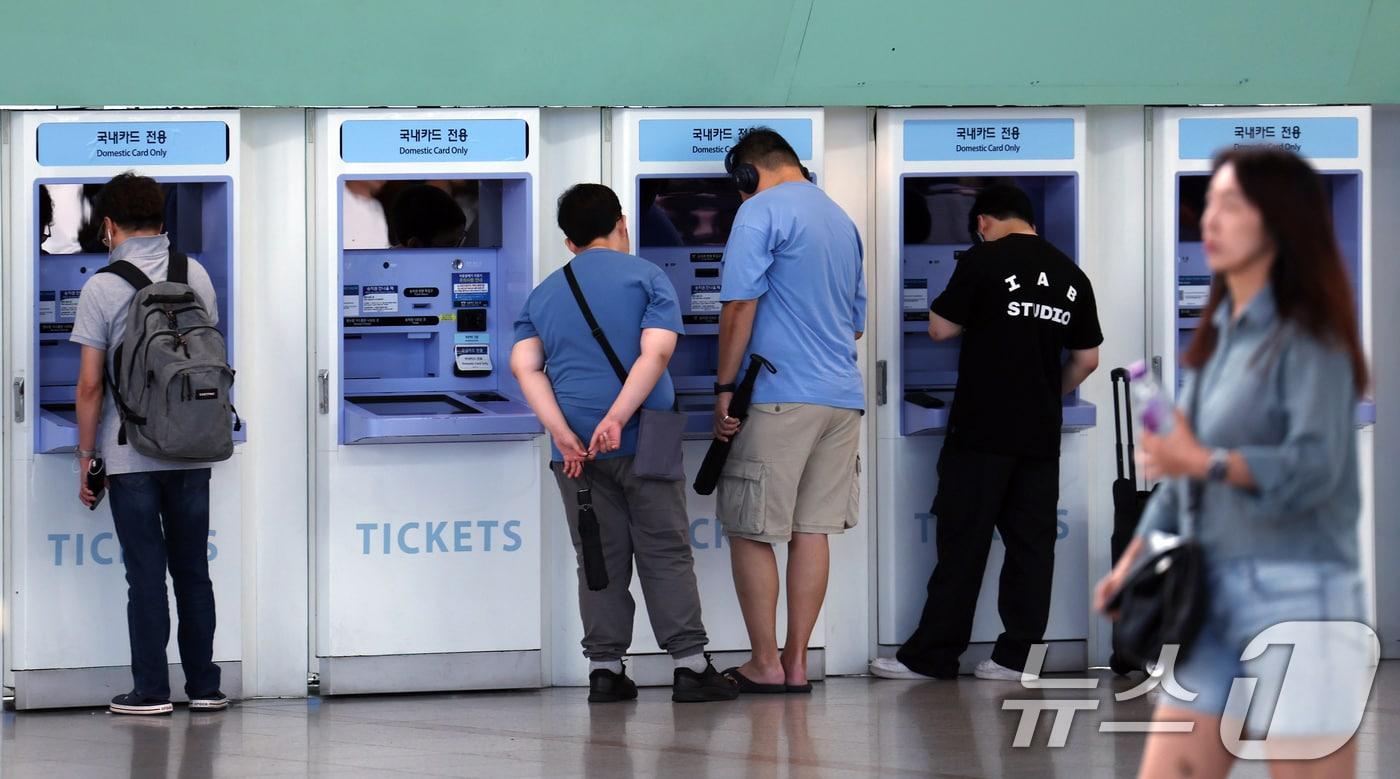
1162, 558, 1375, 737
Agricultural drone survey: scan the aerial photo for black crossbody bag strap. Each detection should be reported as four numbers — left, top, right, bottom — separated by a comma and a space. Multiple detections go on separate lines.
563, 263, 630, 385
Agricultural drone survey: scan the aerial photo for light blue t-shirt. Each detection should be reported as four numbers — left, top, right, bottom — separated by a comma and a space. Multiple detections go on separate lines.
719, 181, 866, 410
513, 248, 684, 461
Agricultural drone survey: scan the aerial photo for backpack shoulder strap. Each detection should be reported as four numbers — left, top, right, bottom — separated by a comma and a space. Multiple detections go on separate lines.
96, 260, 154, 291
166, 250, 189, 285
562, 262, 629, 385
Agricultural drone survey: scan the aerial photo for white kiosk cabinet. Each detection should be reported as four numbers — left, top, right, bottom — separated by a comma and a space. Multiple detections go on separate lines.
4, 110, 244, 709
1150, 106, 1376, 623
311, 109, 545, 695
874, 108, 1095, 673
545, 108, 829, 686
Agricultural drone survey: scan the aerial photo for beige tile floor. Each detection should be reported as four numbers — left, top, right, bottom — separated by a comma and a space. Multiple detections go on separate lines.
2, 663, 1395, 778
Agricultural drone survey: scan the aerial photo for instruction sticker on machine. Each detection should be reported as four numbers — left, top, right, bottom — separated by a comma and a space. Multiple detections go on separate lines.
60, 290, 82, 320
454, 333, 491, 372
39, 291, 57, 324
342, 285, 360, 316
362, 285, 399, 314
1178, 275, 1211, 309
903, 279, 929, 311
690, 284, 722, 314
452, 272, 490, 308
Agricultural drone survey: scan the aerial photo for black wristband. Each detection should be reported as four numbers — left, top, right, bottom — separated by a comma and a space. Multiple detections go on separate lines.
713, 382, 738, 395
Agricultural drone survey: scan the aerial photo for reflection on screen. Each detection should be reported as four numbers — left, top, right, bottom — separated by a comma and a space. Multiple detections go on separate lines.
1178, 175, 1208, 243
343, 179, 498, 250
638, 177, 742, 247
903, 177, 991, 245
39, 183, 100, 255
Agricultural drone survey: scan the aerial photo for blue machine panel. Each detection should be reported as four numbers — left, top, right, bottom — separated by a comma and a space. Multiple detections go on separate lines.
34, 178, 237, 453
635, 175, 742, 436
1174, 170, 1368, 421
899, 174, 1093, 435
337, 175, 540, 444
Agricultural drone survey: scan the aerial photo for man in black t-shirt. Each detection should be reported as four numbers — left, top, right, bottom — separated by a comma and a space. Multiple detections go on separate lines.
872, 185, 1103, 681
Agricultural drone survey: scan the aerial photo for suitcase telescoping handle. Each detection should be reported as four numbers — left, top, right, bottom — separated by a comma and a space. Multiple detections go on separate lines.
1110, 368, 1138, 484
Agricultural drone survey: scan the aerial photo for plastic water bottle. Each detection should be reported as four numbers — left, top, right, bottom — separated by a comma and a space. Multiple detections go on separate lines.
1128, 360, 1174, 434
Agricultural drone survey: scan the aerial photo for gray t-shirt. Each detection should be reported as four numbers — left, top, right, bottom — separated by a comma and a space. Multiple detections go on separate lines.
69, 234, 219, 476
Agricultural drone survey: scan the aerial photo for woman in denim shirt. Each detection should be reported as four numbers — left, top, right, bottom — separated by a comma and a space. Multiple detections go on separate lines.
1096, 148, 1372, 778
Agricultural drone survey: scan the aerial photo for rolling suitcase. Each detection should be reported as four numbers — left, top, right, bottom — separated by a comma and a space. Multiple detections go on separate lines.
1109, 366, 1156, 676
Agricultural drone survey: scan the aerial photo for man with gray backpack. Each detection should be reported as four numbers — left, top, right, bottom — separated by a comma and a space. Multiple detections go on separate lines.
71, 172, 236, 715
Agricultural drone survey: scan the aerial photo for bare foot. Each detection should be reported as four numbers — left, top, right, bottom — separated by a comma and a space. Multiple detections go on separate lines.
781, 648, 808, 687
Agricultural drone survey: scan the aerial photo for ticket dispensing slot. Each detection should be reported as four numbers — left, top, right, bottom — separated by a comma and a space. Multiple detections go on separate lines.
35, 179, 236, 453
900, 174, 1094, 435
339, 177, 540, 444
636, 176, 740, 436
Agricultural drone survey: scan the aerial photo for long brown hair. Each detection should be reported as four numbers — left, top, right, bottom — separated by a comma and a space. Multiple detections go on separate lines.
1183, 148, 1368, 393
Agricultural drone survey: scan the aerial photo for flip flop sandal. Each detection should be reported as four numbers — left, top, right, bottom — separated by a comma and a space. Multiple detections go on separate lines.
785, 682, 813, 694
721, 667, 787, 694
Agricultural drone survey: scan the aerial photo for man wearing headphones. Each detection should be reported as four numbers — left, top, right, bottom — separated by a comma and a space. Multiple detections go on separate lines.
713, 128, 866, 693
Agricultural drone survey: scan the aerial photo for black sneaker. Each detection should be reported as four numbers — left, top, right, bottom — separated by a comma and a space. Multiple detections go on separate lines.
189, 692, 230, 711
672, 656, 740, 703
588, 667, 638, 703
109, 692, 173, 716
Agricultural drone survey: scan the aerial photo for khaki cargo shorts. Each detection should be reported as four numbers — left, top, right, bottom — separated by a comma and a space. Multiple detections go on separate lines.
717, 403, 862, 543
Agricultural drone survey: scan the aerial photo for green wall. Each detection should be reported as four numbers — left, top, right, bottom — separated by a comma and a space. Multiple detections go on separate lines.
3, 1, 1397, 107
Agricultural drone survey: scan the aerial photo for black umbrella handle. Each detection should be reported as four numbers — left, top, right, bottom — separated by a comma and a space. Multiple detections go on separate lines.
693, 354, 777, 496
729, 354, 777, 421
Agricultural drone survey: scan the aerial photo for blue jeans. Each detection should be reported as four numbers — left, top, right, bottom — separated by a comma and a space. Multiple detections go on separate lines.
1165, 558, 1370, 737
108, 468, 220, 700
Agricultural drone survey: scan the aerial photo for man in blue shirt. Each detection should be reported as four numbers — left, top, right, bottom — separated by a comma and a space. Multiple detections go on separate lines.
512, 184, 737, 704
712, 129, 866, 693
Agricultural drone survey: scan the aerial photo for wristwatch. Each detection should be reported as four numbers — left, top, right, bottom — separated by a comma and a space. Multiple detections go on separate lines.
713, 382, 738, 395
75, 449, 99, 460
1206, 448, 1230, 482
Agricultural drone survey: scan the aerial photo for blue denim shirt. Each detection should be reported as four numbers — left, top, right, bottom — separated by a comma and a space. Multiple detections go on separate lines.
1136, 285, 1360, 568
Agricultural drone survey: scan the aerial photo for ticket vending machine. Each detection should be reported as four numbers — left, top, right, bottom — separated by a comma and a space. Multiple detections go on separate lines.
545, 109, 828, 685
1150, 106, 1376, 616
4, 110, 244, 708
874, 109, 1095, 672
312, 109, 544, 694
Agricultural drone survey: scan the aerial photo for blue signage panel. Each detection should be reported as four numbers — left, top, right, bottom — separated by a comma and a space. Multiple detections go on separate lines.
1178, 117, 1358, 160
903, 119, 1076, 161
340, 120, 528, 163
37, 121, 229, 166
638, 118, 814, 162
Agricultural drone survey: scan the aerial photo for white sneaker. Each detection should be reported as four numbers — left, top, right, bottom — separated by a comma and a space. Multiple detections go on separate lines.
869, 657, 933, 680
974, 659, 1037, 682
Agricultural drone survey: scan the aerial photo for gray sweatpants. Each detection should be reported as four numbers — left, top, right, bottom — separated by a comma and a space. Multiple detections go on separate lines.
552, 457, 708, 661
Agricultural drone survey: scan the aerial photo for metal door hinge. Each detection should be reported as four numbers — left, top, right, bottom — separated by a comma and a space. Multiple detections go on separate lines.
317, 370, 329, 415
13, 378, 25, 423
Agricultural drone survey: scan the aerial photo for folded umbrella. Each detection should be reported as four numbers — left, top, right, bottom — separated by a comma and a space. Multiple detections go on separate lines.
693, 354, 776, 496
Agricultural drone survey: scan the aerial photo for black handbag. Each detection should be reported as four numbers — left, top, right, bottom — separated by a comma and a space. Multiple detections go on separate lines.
563, 262, 686, 482
1107, 377, 1208, 669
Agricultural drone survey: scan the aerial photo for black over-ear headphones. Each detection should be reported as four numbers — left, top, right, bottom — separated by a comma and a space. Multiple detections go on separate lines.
725, 135, 815, 195
725, 143, 761, 195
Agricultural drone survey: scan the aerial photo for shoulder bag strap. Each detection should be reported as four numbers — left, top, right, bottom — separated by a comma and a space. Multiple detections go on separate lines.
563, 263, 629, 386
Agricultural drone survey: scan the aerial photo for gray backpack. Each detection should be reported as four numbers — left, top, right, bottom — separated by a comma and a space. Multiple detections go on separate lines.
99, 251, 240, 462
